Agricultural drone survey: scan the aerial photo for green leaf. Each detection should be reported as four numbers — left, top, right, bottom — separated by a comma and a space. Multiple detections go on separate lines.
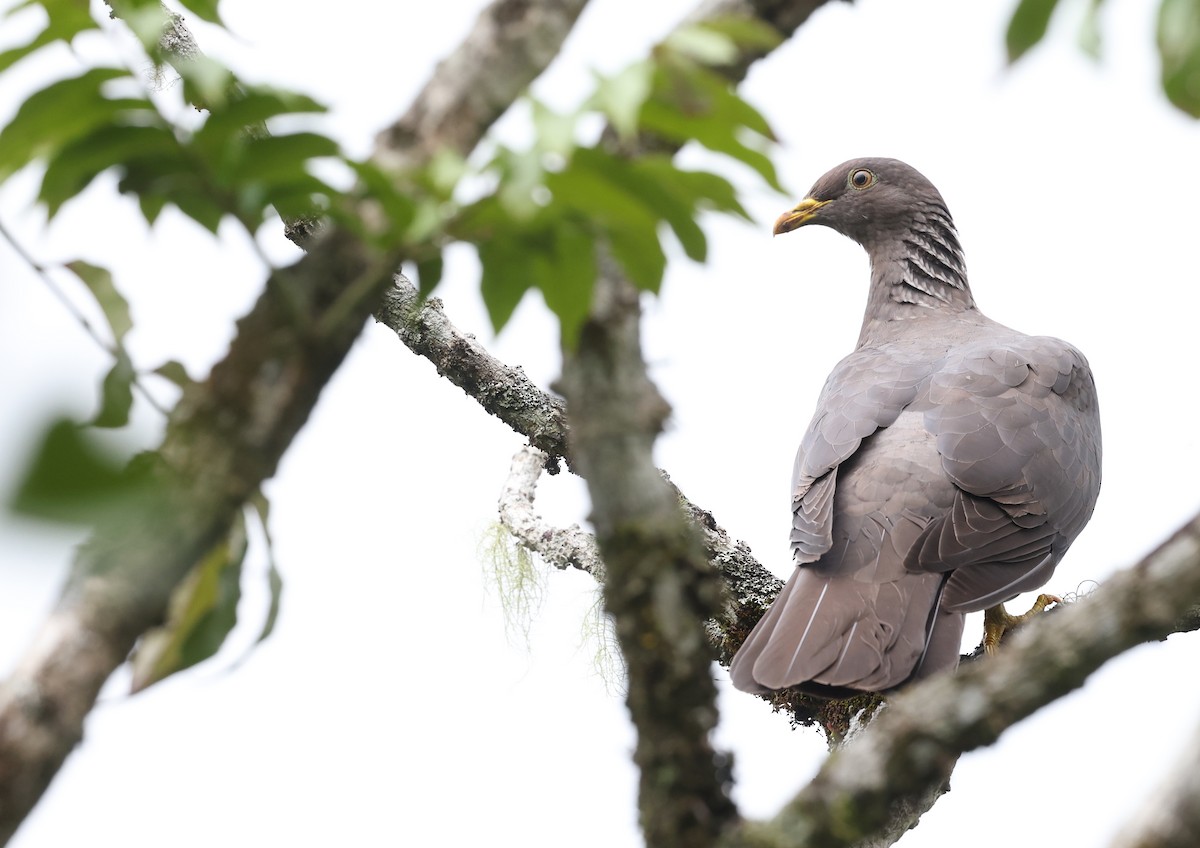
41, 124, 181, 218
0, 0, 99, 73
8, 418, 142, 523
0, 68, 151, 181
172, 189, 227, 234
1078, 0, 1106, 59
478, 235, 535, 333
130, 512, 248, 693
538, 223, 595, 348
247, 492, 283, 646
350, 159, 416, 221
93, 351, 136, 429
591, 60, 654, 141
416, 253, 444, 297
177, 54, 235, 109
574, 150, 709, 261
547, 150, 660, 233
65, 260, 132, 344
225, 132, 341, 186
606, 219, 666, 292
138, 191, 168, 226
177, 0, 223, 25
662, 26, 739, 66
153, 359, 193, 388
1006, 0, 1062, 64
531, 99, 577, 158
638, 64, 782, 191
693, 16, 783, 52
194, 88, 327, 161
1159, 0, 1200, 118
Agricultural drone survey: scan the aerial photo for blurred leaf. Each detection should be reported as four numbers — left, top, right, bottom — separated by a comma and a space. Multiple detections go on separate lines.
662, 25, 739, 65
177, 54, 235, 109
114, 0, 173, 54
248, 491, 283, 646
171, 189, 227, 234
41, 124, 182, 218
1006, 0, 1061, 64
177, 0, 223, 25
416, 253, 444, 297
572, 150, 712, 261
138, 190, 167, 226
153, 359, 193, 388
0, 68, 151, 181
8, 418, 144, 523
93, 351, 136, 429
1078, 0, 1106, 59
478, 235, 534, 333
639, 64, 781, 190
65, 260, 132, 344
531, 100, 576, 158
1159, 0, 1200, 118
538, 223, 595, 348
194, 88, 326, 158
348, 160, 418, 241
0, 0, 99, 73
422, 148, 468, 198
130, 512, 248, 693
693, 16, 783, 52
225, 132, 340, 186
606, 218, 666, 292
547, 150, 660, 233
493, 145, 548, 220
592, 60, 654, 140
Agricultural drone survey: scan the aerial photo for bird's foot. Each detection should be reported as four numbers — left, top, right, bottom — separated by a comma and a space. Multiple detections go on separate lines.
982, 594, 1062, 656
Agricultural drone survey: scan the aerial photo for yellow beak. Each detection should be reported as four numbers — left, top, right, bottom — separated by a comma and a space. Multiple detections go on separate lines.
773, 198, 829, 235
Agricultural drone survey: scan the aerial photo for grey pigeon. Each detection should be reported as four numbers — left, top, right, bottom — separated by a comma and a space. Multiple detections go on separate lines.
729, 158, 1101, 695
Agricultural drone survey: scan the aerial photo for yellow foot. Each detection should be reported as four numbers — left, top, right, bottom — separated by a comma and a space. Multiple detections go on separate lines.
982, 594, 1062, 656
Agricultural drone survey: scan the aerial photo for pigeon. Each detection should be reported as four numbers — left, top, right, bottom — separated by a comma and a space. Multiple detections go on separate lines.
729, 158, 1102, 695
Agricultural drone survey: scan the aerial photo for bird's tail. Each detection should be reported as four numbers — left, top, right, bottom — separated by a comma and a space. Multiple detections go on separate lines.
729, 567, 958, 694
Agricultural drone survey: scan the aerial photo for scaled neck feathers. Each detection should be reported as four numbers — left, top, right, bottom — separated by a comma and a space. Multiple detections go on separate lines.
861, 203, 976, 336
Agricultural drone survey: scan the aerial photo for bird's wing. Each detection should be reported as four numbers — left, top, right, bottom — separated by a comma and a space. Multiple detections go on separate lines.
909, 335, 1102, 611
789, 348, 930, 562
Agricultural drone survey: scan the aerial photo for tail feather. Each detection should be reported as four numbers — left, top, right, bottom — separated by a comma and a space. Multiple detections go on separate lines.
730, 567, 955, 694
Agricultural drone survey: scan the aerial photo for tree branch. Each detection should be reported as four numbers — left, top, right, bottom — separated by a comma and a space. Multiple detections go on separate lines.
376, 283, 571, 469
498, 445, 604, 579
729, 512, 1200, 848
0, 1, 588, 841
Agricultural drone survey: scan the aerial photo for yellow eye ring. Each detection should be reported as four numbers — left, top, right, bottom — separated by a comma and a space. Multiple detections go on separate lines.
849, 168, 875, 190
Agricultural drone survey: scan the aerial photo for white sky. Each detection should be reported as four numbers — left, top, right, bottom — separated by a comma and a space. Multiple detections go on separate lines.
2, 0, 1199, 845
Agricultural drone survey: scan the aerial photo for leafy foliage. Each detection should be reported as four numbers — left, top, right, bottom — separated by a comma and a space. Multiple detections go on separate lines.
449, 19, 782, 343
8, 419, 150, 524
1005, 0, 1062, 63
130, 510, 249, 693
1159, 0, 1200, 117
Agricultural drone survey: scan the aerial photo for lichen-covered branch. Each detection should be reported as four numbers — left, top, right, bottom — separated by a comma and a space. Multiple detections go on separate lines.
559, 258, 736, 848
498, 445, 604, 579
729, 512, 1200, 848
376, 283, 571, 468
0, 1, 589, 842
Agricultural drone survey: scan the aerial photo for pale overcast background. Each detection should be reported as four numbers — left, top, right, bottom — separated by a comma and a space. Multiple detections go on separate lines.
2, 0, 1199, 845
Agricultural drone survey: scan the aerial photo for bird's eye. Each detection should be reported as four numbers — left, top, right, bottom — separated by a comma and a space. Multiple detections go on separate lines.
849, 169, 875, 189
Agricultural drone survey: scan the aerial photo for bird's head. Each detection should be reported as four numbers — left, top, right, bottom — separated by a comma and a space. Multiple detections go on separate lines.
773, 158, 953, 248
